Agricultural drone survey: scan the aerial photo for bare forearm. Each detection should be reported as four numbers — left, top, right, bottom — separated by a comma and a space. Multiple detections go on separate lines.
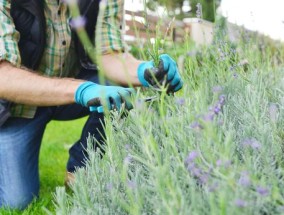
0, 61, 83, 106
101, 53, 143, 86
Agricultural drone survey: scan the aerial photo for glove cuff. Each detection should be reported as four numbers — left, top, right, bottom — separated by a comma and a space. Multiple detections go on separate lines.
75, 81, 96, 106
137, 61, 154, 87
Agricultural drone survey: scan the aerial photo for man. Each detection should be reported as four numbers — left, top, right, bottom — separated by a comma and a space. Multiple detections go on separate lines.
0, 0, 183, 210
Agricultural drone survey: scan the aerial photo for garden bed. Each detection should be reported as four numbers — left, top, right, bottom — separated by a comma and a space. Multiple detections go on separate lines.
51, 22, 284, 215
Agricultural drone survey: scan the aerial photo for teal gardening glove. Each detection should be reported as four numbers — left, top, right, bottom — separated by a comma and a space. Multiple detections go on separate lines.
137, 54, 183, 93
75, 82, 135, 113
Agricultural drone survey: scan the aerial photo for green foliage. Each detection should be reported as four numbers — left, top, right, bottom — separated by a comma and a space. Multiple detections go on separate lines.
52, 19, 284, 215
147, 0, 184, 12
190, 0, 220, 22
147, 0, 218, 21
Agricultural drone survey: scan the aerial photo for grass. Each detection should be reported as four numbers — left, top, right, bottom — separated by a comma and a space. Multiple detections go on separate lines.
0, 118, 87, 215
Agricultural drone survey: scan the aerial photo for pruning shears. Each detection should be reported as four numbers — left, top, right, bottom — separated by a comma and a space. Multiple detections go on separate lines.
89, 96, 159, 113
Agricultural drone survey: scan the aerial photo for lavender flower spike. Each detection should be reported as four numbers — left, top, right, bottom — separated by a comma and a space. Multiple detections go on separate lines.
218, 94, 226, 105
256, 186, 270, 196
185, 151, 199, 165
203, 112, 215, 122
216, 159, 222, 167
269, 103, 278, 122
70, 16, 86, 29
190, 121, 203, 130
175, 97, 186, 106
238, 171, 251, 187
213, 105, 221, 115
242, 138, 261, 150
234, 199, 247, 208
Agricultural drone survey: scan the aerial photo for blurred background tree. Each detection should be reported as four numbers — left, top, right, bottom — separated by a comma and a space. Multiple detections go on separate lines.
146, 0, 221, 22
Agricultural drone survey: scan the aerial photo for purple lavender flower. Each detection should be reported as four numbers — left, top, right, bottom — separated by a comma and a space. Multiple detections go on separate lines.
256, 186, 270, 196
190, 121, 203, 130
238, 171, 251, 187
191, 167, 202, 177
269, 103, 278, 122
216, 159, 223, 167
175, 97, 186, 106
218, 95, 226, 105
242, 138, 252, 146
214, 159, 231, 168
188, 167, 209, 185
214, 105, 221, 115
70, 16, 86, 29
234, 199, 247, 208
186, 162, 196, 172
215, 103, 222, 109
185, 151, 199, 165
203, 112, 215, 122
199, 173, 209, 184
185, 154, 211, 185
241, 138, 261, 150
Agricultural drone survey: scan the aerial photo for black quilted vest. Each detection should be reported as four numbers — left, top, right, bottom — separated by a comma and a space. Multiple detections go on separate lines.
10, 0, 99, 70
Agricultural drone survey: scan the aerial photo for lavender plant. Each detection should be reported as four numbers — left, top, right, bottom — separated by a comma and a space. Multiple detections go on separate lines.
52, 1, 284, 215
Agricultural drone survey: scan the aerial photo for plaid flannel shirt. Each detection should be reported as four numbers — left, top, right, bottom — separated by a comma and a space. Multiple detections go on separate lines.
0, 0, 125, 118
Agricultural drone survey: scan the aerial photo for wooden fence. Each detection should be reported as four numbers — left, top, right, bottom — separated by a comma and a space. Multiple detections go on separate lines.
124, 10, 214, 45
124, 10, 190, 44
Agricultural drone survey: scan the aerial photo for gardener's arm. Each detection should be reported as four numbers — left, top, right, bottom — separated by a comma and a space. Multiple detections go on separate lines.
101, 52, 183, 93
0, 61, 82, 106
0, 3, 81, 106
0, 61, 134, 111
101, 53, 142, 86
0, 2, 134, 112
98, 1, 183, 92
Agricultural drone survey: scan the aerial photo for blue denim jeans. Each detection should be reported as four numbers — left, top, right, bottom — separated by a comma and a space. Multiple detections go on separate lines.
0, 70, 106, 209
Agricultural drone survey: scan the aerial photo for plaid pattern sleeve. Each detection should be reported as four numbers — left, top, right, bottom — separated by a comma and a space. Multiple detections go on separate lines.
0, 0, 37, 118
0, 0, 21, 67
97, 0, 125, 54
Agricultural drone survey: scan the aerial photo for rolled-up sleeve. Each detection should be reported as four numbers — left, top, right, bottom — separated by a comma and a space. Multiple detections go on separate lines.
0, 0, 21, 66
97, 0, 125, 54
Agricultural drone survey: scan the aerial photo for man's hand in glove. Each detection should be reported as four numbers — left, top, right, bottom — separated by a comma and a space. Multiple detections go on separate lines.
137, 54, 183, 93
75, 81, 135, 113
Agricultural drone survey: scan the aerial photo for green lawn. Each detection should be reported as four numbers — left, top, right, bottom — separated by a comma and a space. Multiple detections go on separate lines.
0, 117, 87, 215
